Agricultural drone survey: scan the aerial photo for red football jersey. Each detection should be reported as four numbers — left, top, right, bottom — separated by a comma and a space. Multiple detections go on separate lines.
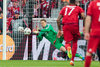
87, 0, 100, 29
59, 5, 84, 24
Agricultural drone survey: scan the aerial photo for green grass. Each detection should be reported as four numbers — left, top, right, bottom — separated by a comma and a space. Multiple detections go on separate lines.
0, 60, 99, 67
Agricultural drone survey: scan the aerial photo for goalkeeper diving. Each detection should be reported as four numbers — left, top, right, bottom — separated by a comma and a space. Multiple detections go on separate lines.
33, 19, 84, 60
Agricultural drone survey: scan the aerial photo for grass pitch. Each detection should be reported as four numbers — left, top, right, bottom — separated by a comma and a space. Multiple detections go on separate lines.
0, 60, 99, 67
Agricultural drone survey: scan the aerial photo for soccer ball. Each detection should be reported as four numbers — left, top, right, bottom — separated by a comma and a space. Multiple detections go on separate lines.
18, 26, 24, 32
24, 28, 31, 35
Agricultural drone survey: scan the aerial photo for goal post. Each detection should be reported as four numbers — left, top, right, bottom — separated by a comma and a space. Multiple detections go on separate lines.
3, 0, 7, 60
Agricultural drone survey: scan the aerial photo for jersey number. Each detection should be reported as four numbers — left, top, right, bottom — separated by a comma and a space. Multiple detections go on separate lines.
65, 7, 75, 16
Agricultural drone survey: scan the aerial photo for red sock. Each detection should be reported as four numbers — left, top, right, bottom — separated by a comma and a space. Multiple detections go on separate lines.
85, 56, 92, 67
71, 40, 77, 61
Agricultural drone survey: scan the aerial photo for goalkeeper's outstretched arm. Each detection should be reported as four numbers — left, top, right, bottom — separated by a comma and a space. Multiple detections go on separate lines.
37, 31, 45, 41
33, 29, 45, 41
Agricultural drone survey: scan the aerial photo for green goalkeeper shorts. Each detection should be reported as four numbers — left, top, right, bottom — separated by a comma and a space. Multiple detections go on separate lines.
54, 36, 64, 50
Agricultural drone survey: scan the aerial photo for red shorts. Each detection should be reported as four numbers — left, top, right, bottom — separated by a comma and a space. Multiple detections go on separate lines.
62, 24, 80, 43
87, 30, 100, 53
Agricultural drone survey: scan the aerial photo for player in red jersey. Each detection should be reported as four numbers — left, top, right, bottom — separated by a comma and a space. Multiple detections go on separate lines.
57, 0, 85, 66
84, 0, 100, 67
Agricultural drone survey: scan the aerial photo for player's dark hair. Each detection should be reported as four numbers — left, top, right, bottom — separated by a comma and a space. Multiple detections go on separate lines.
40, 19, 47, 22
70, 0, 75, 4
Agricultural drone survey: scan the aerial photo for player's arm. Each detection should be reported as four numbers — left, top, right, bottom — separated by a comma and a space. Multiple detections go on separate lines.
84, 15, 91, 40
81, 12, 85, 26
37, 31, 45, 41
79, 6, 85, 26
57, 7, 65, 38
57, 14, 63, 38
33, 28, 45, 41
57, 14, 63, 31
57, 7, 64, 31
84, 2, 93, 40
79, 7, 85, 34
81, 12, 85, 33
85, 15, 91, 33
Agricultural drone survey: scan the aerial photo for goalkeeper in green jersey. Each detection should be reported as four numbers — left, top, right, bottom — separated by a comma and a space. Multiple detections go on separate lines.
33, 19, 84, 60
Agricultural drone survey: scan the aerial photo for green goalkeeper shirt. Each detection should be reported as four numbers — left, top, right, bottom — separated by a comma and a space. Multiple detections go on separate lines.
37, 24, 57, 44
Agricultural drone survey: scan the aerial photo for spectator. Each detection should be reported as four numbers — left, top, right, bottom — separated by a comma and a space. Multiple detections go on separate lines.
0, 11, 3, 34
13, 1, 20, 11
51, 0, 56, 8
61, 0, 69, 7
8, 10, 26, 32
8, 10, 27, 50
52, 0, 58, 8
40, 0, 49, 18
33, 4, 39, 18
7, 1, 20, 18
0, 0, 3, 9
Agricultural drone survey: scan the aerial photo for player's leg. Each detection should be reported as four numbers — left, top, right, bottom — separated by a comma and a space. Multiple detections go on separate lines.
54, 39, 83, 60
85, 37, 99, 67
63, 26, 73, 58
65, 42, 72, 59
57, 44, 72, 59
75, 53, 84, 60
58, 44, 83, 59
70, 39, 77, 66
57, 36, 69, 59
70, 30, 80, 66
70, 41, 85, 66
60, 46, 68, 54
70, 39, 78, 66
85, 52, 92, 67
54, 41, 68, 56
54, 37, 72, 58
60, 46, 84, 60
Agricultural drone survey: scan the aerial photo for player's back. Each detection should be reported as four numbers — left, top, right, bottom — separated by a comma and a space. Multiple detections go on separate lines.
87, 0, 100, 29
60, 5, 84, 24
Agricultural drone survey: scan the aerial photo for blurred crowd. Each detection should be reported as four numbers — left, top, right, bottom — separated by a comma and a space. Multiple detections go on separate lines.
0, 0, 85, 20
0, 0, 60, 32
33, 0, 59, 18
0, 0, 86, 33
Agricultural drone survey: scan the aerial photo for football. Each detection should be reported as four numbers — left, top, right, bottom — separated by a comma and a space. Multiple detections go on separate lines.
24, 28, 31, 35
